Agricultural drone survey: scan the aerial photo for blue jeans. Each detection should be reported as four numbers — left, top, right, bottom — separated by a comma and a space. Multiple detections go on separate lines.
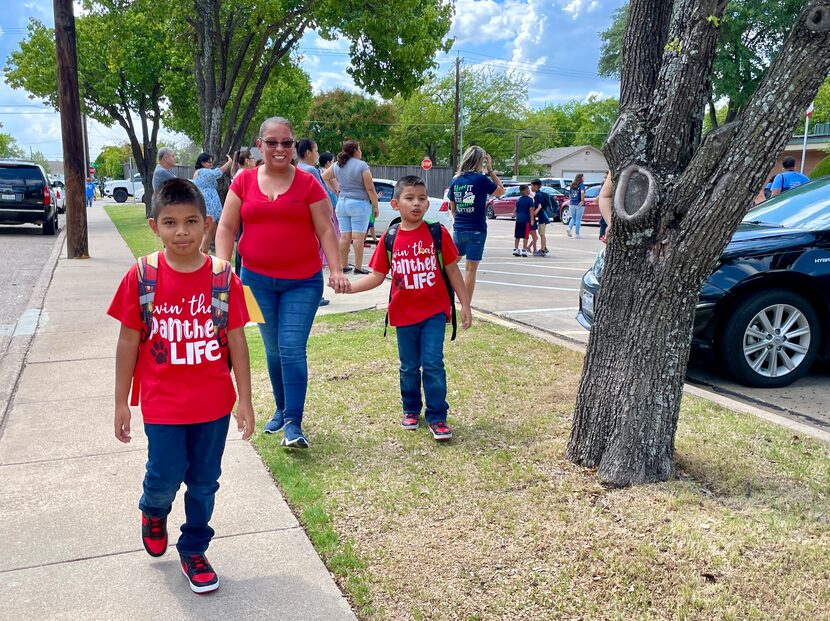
241, 267, 323, 423
140, 414, 230, 555
395, 312, 449, 424
568, 204, 585, 236
452, 229, 487, 261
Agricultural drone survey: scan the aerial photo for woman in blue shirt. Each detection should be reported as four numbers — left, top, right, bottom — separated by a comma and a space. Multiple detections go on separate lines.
192, 152, 233, 253
567, 173, 586, 238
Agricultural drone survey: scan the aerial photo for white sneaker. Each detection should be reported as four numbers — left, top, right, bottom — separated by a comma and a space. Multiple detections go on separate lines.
566, 229, 573, 237
520, 249, 528, 257
512, 248, 520, 256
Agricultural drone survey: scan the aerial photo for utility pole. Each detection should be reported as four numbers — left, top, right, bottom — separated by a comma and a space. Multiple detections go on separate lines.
82, 113, 91, 175
452, 55, 460, 171
53, 0, 89, 258
513, 134, 520, 179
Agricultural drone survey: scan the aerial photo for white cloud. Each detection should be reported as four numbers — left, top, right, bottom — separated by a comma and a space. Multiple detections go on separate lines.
562, 0, 600, 19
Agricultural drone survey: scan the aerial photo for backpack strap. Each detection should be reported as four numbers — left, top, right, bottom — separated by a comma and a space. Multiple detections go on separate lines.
427, 221, 457, 342
131, 251, 160, 406
383, 217, 402, 338
209, 255, 232, 353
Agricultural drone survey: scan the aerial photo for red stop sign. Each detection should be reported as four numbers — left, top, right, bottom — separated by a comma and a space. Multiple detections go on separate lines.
421, 157, 433, 170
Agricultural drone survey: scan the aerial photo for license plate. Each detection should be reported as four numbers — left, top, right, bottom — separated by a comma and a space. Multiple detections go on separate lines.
581, 290, 594, 315
1, 194, 15, 200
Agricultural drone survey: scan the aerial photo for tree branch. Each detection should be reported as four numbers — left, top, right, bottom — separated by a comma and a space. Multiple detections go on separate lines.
618, 0, 674, 112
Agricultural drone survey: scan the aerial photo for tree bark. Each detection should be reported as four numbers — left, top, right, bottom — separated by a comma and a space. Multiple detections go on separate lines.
567, 0, 830, 486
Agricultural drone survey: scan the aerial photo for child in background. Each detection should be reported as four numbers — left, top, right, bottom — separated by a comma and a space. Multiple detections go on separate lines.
348, 175, 472, 441
513, 184, 533, 257
85, 177, 96, 208
108, 178, 254, 594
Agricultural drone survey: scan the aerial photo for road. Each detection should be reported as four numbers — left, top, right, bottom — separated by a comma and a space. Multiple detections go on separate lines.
462, 217, 830, 432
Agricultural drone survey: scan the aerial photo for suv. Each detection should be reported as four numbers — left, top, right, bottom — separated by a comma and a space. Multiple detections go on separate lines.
104, 173, 144, 203
0, 160, 59, 235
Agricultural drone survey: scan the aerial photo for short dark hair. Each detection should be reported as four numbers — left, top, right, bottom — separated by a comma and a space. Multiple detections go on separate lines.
519, 184, 529, 193
319, 151, 334, 167
530, 178, 542, 186
394, 175, 426, 199
150, 178, 206, 220
296, 138, 316, 159
194, 152, 213, 169
782, 156, 797, 170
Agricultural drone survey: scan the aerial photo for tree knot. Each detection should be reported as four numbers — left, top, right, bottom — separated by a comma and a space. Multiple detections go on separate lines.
613, 164, 658, 226
806, 4, 830, 32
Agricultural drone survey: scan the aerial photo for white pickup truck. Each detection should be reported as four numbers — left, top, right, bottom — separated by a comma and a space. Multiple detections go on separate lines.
104, 173, 144, 203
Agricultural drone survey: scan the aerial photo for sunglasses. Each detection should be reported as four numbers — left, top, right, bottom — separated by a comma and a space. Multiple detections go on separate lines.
259, 138, 295, 150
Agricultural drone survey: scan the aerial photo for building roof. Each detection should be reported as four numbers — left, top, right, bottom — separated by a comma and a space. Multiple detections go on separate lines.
530, 145, 603, 166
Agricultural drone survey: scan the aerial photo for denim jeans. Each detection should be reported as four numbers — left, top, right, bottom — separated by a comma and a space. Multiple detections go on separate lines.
140, 414, 230, 555
395, 312, 449, 424
568, 204, 585, 236
241, 267, 323, 423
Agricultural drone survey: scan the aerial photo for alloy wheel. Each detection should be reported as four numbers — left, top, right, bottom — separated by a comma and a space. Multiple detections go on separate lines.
742, 303, 811, 378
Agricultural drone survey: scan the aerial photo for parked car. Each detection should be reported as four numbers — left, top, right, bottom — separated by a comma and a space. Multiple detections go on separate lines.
559, 184, 602, 226
51, 179, 65, 213
0, 159, 59, 235
372, 178, 452, 234
577, 177, 830, 388
540, 177, 574, 192
486, 186, 566, 221
104, 173, 144, 203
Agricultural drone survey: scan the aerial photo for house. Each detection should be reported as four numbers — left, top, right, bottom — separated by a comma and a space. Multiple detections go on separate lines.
755, 122, 829, 202
530, 145, 608, 184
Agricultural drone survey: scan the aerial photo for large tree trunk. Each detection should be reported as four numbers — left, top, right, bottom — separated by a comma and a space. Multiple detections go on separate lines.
567, 0, 830, 486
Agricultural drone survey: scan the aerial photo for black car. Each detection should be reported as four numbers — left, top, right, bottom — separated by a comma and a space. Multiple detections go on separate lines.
577, 177, 830, 388
0, 160, 59, 235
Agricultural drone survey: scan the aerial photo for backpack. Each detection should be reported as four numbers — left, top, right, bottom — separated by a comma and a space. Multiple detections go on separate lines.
382, 218, 457, 341
129, 251, 233, 406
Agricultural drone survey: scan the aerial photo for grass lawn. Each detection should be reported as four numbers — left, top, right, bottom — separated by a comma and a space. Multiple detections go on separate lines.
104, 204, 161, 257
107, 206, 830, 620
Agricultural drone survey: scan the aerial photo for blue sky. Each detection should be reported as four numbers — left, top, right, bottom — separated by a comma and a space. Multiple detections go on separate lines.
0, 0, 625, 162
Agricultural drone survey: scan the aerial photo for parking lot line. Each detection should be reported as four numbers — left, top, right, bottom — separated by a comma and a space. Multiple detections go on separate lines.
478, 269, 583, 281
500, 307, 580, 314
476, 279, 580, 292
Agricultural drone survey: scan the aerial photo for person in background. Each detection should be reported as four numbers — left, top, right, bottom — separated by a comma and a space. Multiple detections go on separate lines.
597, 171, 613, 243
85, 177, 96, 208
192, 152, 233, 253
152, 147, 177, 191
566, 173, 586, 238
448, 145, 505, 301
530, 179, 550, 256
770, 157, 810, 196
762, 177, 775, 200
233, 149, 256, 179
321, 140, 379, 274
512, 184, 533, 257
318, 151, 339, 207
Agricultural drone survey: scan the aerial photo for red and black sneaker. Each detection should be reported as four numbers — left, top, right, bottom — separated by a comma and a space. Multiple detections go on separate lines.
401, 413, 420, 430
141, 511, 168, 557
180, 554, 219, 593
429, 421, 453, 441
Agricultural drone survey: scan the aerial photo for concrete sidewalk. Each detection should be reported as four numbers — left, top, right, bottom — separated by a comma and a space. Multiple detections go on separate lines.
0, 207, 359, 620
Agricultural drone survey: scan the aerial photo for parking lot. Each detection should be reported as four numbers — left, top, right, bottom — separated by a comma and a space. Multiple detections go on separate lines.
462, 218, 830, 431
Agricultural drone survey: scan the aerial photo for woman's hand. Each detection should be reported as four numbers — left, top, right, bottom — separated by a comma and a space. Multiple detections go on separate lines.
328, 272, 352, 294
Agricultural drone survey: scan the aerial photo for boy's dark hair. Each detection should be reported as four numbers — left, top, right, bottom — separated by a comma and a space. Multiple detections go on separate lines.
519, 184, 529, 193
394, 175, 426, 200
319, 151, 334, 167
150, 178, 206, 220
782, 156, 797, 170
530, 178, 542, 186
296, 138, 316, 159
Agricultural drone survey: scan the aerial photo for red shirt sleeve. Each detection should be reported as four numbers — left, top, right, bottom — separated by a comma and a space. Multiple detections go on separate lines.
440, 225, 459, 266
107, 264, 142, 331
228, 167, 250, 200
368, 240, 390, 275
227, 272, 249, 330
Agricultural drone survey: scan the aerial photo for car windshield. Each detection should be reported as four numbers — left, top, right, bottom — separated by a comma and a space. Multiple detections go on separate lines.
0, 165, 43, 187
585, 185, 601, 198
742, 177, 830, 231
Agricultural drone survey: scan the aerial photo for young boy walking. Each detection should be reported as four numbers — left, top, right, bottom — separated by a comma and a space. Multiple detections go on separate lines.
513, 184, 533, 257
349, 175, 472, 440
108, 178, 254, 594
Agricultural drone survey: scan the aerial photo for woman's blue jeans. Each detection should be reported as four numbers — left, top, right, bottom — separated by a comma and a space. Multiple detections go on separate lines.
241, 267, 323, 423
395, 312, 449, 424
568, 204, 585, 236
140, 414, 230, 556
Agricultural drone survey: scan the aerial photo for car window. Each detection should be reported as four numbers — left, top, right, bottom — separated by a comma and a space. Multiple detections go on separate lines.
504, 186, 520, 197
585, 185, 601, 199
0, 165, 45, 187
374, 183, 394, 202
743, 178, 830, 231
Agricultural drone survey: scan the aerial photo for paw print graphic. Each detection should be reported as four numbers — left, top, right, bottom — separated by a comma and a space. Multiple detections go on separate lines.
393, 274, 405, 291
150, 341, 168, 364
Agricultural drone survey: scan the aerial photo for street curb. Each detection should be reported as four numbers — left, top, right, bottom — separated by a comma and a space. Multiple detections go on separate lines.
471, 308, 830, 445
0, 225, 66, 433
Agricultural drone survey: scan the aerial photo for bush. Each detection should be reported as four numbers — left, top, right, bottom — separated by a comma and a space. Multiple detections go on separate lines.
809, 153, 830, 179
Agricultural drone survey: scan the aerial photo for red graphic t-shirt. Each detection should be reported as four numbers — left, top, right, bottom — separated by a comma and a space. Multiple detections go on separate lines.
368, 222, 459, 327
229, 167, 329, 279
107, 253, 250, 425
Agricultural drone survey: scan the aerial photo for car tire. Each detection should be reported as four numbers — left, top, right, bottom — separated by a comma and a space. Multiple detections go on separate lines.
560, 206, 570, 226
486, 204, 495, 219
719, 289, 820, 388
43, 210, 58, 236
113, 188, 128, 203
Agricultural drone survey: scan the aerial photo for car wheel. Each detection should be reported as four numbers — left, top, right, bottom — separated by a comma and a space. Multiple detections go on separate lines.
113, 188, 128, 203
43, 210, 58, 236
560, 206, 570, 226
486, 204, 495, 219
719, 289, 820, 388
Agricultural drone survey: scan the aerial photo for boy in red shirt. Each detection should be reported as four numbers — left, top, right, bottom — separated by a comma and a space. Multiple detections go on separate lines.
108, 179, 254, 594
349, 176, 472, 440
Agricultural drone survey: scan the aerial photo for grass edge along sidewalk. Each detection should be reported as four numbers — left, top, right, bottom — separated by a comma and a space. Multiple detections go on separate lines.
107, 204, 830, 621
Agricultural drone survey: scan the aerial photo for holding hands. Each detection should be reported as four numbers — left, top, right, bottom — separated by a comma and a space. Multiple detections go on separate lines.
329, 272, 352, 294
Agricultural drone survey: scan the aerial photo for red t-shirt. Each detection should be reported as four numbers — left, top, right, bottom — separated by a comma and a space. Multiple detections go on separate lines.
229, 167, 328, 279
368, 222, 459, 327
107, 253, 249, 425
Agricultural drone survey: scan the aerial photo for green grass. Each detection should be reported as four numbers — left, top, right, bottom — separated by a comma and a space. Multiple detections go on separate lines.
106, 205, 830, 620
104, 204, 160, 257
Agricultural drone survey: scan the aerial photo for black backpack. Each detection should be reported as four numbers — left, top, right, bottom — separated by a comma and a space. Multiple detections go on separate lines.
382, 217, 457, 341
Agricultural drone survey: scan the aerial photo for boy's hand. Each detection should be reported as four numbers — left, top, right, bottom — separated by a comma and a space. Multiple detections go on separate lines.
236, 401, 255, 441
461, 304, 472, 330
329, 272, 351, 293
114, 404, 132, 443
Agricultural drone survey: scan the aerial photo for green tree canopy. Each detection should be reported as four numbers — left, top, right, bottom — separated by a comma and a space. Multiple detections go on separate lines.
93, 144, 133, 179
0, 123, 25, 159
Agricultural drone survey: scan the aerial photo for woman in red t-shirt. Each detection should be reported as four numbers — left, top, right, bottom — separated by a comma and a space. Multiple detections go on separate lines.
216, 116, 350, 448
